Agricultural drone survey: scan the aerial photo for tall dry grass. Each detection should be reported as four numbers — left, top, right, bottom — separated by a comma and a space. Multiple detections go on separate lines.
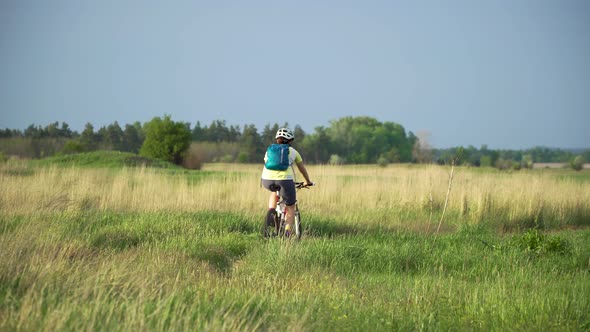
1, 162, 589, 230
1, 162, 589, 331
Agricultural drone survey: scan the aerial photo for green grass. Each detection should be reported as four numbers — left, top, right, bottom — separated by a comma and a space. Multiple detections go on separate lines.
29, 151, 180, 169
1, 209, 588, 331
4, 151, 234, 185
1, 159, 589, 330
555, 170, 590, 183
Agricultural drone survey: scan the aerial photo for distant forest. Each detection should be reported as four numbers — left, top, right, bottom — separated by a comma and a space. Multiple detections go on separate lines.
1, 116, 588, 169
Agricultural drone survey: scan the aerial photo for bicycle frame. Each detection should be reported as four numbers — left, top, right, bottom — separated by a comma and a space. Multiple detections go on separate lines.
264, 182, 310, 239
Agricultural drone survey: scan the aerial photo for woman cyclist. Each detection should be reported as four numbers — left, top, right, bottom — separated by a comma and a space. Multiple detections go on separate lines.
261, 128, 313, 234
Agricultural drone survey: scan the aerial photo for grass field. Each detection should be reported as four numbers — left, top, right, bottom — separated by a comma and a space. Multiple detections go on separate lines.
1, 152, 589, 331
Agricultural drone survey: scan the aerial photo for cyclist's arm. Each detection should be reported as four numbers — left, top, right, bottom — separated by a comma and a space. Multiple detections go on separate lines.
295, 161, 312, 185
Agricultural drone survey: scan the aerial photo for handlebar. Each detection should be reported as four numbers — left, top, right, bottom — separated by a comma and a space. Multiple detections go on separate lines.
295, 182, 314, 189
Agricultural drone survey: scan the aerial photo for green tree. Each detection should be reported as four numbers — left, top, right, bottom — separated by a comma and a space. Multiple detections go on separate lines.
123, 123, 143, 153
239, 124, 263, 163
192, 121, 206, 141
59, 122, 74, 138
140, 115, 191, 165
206, 120, 239, 142
326, 116, 413, 163
261, 123, 280, 146
300, 126, 332, 164
46, 122, 60, 138
464, 145, 481, 166
24, 124, 42, 138
480, 155, 492, 167
0, 128, 22, 138
293, 125, 306, 142
104, 122, 125, 151
79, 123, 99, 151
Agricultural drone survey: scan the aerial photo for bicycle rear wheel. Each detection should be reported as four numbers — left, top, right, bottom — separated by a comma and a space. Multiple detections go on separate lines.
263, 209, 279, 238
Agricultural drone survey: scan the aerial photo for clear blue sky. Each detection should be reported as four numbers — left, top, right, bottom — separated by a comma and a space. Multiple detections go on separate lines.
1, 0, 589, 149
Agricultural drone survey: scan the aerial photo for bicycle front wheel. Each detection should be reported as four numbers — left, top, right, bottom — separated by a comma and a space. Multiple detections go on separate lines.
294, 208, 302, 240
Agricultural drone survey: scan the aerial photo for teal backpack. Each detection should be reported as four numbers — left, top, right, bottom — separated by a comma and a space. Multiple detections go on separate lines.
265, 144, 290, 171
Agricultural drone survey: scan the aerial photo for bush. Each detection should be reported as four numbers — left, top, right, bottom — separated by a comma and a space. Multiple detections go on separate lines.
140, 115, 191, 165
219, 154, 235, 163
377, 155, 389, 167
62, 140, 85, 154
494, 159, 523, 171
182, 151, 203, 170
511, 162, 521, 171
236, 152, 250, 163
329, 154, 345, 165
521, 154, 534, 169
495, 159, 513, 170
480, 155, 492, 167
570, 156, 584, 171
187, 142, 240, 163
508, 229, 571, 255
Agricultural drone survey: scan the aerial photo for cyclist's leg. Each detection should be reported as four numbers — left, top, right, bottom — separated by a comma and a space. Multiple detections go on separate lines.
268, 192, 278, 209
278, 180, 296, 228
285, 204, 295, 228
261, 180, 280, 209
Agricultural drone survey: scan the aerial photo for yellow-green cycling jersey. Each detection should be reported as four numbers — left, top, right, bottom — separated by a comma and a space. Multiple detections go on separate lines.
261, 146, 302, 180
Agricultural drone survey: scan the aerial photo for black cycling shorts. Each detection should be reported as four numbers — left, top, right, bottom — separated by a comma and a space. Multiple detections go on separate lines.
261, 179, 296, 206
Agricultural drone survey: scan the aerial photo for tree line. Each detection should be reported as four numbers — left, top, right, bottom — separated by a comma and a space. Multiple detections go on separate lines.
0, 116, 588, 169
433, 145, 590, 170
0, 116, 417, 165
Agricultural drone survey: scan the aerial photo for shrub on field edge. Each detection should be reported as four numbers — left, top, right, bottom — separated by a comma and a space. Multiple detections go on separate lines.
62, 140, 86, 154
377, 155, 389, 167
182, 151, 203, 170
494, 158, 533, 171
570, 156, 585, 171
236, 152, 250, 163
140, 115, 191, 165
508, 229, 572, 255
329, 154, 345, 165
521, 154, 534, 169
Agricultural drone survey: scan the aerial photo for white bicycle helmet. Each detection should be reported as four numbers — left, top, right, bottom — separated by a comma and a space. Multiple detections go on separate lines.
275, 128, 294, 140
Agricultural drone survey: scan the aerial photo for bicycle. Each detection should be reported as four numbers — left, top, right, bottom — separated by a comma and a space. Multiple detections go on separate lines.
263, 182, 313, 240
